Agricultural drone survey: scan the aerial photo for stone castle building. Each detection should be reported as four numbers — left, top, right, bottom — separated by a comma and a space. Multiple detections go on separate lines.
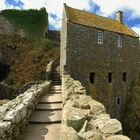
60, 4, 140, 119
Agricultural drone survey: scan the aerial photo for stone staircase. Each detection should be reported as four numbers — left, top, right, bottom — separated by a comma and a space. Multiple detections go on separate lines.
22, 66, 62, 140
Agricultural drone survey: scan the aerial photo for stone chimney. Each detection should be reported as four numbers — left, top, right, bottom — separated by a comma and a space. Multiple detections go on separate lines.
116, 11, 123, 23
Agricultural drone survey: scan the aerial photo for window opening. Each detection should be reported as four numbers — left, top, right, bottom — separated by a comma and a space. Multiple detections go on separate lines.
90, 72, 95, 84
108, 73, 112, 83
97, 31, 103, 44
123, 72, 126, 81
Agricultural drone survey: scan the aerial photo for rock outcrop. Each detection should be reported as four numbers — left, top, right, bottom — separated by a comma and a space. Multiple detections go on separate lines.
0, 16, 26, 37
0, 16, 14, 35
60, 74, 130, 140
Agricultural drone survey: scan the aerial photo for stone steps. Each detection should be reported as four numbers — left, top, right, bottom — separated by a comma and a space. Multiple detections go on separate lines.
51, 83, 61, 85
49, 90, 61, 94
22, 124, 61, 140
36, 103, 62, 111
22, 65, 62, 140
29, 110, 62, 124
39, 94, 62, 103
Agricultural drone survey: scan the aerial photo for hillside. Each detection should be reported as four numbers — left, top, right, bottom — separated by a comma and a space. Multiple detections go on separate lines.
0, 34, 60, 99
0, 8, 48, 39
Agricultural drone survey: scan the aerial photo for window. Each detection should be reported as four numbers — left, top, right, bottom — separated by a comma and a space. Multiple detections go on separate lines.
108, 73, 112, 83
118, 35, 122, 47
90, 72, 95, 84
97, 31, 103, 44
116, 97, 121, 105
123, 72, 127, 81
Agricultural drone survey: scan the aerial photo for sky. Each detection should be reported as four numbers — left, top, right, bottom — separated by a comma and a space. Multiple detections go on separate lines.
0, 0, 140, 36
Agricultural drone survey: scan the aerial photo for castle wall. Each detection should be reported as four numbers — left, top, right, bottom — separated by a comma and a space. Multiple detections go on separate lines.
61, 21, 140, 119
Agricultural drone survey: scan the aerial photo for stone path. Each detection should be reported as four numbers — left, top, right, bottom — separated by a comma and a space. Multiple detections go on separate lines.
22, 67, 62, 140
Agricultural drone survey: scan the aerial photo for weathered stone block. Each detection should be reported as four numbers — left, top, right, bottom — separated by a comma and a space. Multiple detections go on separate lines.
91, 116, 122, 135
63, 101, 89, 131
60, 126, 80, 140
89, 100, 106, 116
106, 135, 130, 140
79, 131, 104, 140
72, 95, 91, 109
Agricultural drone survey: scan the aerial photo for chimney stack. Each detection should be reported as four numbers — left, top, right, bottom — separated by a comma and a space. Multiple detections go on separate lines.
116, 11, 123, 23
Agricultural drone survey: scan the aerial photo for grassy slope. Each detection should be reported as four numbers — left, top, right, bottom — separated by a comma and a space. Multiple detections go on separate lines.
0, 34, 59, 90
0, 8, 48, 39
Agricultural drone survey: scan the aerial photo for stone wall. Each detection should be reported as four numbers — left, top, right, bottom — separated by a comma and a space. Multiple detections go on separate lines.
61, 18, 140, 119
60, 74, 130, 140
0, 81, 51, 140
0, 16, 26, 37
48, 30, 60, 43
0, 83, 14, 99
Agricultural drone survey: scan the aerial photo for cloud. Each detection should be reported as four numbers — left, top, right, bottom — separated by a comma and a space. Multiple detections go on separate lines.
92, 0, 140, 19
44, 0, 90, 30
0, 0, 6, 10
132, 26, 140, 37
0, 0, 140, 36
5, 0, 24, 9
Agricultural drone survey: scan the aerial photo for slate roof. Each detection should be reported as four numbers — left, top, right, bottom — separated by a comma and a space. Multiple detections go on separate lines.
65, 5, 138, 38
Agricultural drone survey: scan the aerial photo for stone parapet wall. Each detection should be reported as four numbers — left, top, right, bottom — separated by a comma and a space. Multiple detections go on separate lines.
60, 74, 130, 140
0, 81, 51, 140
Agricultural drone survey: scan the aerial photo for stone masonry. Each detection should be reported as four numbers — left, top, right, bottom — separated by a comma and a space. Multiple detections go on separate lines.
0, 81, 51, 140
60, 4, 140, 120
60, 74, 130, 140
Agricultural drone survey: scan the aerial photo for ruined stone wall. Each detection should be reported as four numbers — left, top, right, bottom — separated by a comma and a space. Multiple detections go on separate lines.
48, 30, 60, 43
60, 20, 140, 119
60, 74, 130, 140
0, 81, 51, 140
0, 16, 14, 35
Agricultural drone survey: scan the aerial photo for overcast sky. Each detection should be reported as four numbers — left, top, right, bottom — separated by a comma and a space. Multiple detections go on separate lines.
0, 0, 140, 36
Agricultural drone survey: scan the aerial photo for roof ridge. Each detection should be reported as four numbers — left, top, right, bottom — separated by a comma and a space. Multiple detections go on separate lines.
124, 24, 139, 37
65, 5, 138, 38
66, 5, 121, 24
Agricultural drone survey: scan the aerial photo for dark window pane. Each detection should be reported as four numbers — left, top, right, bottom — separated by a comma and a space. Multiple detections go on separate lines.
108, 73, 112, 83
90, 72, 95, 84
123, 72, 126, 81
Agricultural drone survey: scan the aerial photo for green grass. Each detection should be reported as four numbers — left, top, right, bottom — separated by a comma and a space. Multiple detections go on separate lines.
0, 8, 48, 39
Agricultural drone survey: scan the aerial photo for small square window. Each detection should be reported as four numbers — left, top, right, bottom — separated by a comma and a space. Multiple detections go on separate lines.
97, 31, 103, 44
90, 72, 95, 84
118, 35, 122, 47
